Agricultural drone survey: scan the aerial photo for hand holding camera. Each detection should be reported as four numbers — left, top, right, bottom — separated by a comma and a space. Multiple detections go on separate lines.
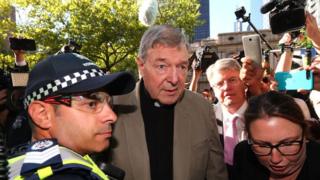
189, 46, 219, 72
0, 37, 32, 114
9, 38, 36, 52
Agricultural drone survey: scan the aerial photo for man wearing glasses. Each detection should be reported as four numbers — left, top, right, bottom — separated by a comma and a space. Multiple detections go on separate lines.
206, 58, 247, 179
8, 53, 135, 179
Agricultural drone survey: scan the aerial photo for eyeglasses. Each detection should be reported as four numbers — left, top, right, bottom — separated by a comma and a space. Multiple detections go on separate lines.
248, 137, 304, 156
43, 91, 113, 114
212, 77, 240, 89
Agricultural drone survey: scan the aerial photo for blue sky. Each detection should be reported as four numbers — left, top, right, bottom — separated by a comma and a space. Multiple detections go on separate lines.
210, 0, 265, 38
16, 0, 266, 38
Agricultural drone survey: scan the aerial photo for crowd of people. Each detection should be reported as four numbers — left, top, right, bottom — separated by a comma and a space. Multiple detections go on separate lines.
0, 10, 319, 180
189, 12, 320, 180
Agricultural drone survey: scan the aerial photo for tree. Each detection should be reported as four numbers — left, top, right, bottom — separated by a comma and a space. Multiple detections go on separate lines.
157, 0, 202, 38
2, 0, 202, 74
0, 0, 16, 69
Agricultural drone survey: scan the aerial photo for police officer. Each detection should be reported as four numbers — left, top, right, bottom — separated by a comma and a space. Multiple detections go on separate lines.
8, 53, 135, 179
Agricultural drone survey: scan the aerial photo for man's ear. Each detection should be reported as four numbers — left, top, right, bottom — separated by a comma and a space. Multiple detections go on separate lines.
28, 101, 53, 129
136, 57, 145, 69
136, 57, 145, 78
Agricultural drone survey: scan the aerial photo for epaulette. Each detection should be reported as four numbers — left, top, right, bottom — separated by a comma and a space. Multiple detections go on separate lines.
20, 139, 63, 175
7, 142, 30, 159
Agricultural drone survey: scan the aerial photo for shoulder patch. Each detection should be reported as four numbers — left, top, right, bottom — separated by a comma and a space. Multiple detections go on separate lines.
20, 139, 63, 175
31, 139, 54, 150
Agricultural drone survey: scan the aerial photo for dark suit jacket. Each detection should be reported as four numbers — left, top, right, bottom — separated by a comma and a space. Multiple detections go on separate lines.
233, 140, 320, 180
109, 81, 228, 180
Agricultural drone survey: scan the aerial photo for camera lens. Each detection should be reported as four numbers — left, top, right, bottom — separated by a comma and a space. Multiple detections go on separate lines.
8, 88, 25, 112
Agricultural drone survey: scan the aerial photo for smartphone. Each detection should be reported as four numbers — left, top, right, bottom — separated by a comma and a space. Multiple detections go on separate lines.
242, 34, 263, 67
275, 70, 313, 90
9, 38, 36, 51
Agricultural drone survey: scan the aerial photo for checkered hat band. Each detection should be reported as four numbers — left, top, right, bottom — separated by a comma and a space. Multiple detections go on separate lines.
24, 68, 104, 108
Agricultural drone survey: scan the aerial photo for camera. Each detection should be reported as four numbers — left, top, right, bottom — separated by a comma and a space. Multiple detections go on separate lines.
235, 6, 246, 20
261, 0, 306, 34
0, 70, 27, 112
0, 38, 31, 112
56, 39, 81, 54
189, 46, 219, 72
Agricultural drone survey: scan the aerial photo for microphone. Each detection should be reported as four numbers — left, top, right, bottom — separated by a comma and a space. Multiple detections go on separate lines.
100, 163, 125, 180
260, 0, 277, 14
276, 0, 292, 10
138, 0, 158, 26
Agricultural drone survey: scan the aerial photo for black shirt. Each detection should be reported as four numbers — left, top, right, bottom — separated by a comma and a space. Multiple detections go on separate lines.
140, 80, 174, 180
234, 140, 320, 180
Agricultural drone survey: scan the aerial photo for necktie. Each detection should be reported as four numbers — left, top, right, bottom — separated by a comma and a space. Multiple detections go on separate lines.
224, 116, 238, 165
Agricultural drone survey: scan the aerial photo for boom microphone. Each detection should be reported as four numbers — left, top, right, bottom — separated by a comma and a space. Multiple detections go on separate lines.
138, 0, 158, 26
260, 0, 277, 14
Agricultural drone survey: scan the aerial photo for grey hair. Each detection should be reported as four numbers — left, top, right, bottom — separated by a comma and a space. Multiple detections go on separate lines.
138, 24, 190, 61
206, 58, 241, 87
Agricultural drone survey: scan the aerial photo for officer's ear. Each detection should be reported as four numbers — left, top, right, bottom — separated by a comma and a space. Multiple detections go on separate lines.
28, 101, 53, 129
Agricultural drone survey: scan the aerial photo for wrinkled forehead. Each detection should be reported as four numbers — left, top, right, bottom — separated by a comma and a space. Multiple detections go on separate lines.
213, 69, 240, 81
148, 43, 189, 55
151, 42, 188, 50
145, 43, 189, 61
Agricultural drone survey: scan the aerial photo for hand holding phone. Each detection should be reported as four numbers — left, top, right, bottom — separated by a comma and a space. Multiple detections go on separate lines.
242, 34, 263, 67
9, 37, 36, 51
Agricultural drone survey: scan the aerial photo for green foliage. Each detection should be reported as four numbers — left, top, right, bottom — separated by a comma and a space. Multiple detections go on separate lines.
1, 0, 202, 75
157, 0, 202, 39
294, 28, 313, 48
0, 0, 16, 68
0, 0, 15, 49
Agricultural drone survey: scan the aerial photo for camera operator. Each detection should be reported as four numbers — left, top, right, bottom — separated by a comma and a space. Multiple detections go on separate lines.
0, 50, 31, 150
273, 12, 320, 119
188, 58, 217, 104
0, 50, 27, 120
188, 46, 218, 94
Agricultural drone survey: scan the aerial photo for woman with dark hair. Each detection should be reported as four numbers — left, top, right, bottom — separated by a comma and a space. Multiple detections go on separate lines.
233, 91, 320, 180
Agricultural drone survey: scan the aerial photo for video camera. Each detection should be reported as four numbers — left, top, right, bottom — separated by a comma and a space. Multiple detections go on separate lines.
56, 39, 81, 54
261, 0, 306, 34
0, 70, 28, 112
189, 46, 219, 72
0, 38, 32, 112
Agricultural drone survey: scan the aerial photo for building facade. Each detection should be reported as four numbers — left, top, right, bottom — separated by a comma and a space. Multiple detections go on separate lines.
188, 29, 281, 92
